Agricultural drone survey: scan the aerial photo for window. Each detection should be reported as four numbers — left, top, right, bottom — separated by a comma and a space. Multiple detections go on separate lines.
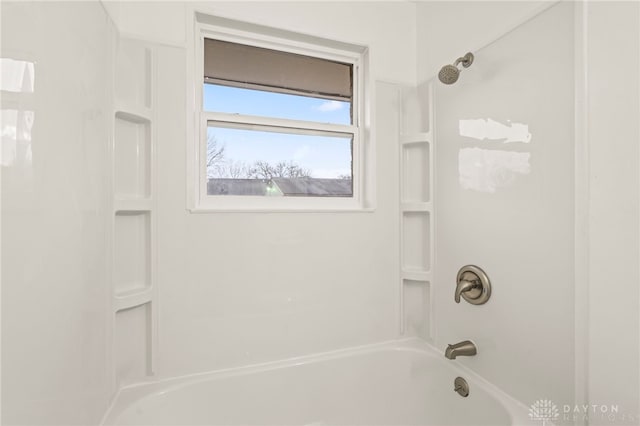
190, 15, 369, 211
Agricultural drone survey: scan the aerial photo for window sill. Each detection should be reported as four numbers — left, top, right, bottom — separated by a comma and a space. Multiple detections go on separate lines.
188, 207, 375, 214
188, 196, 374, 213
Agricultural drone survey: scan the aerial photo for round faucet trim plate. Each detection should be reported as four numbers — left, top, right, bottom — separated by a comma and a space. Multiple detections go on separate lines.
456, 265, 491, 305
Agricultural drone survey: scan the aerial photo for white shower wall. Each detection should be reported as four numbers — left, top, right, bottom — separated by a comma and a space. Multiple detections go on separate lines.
418, 0, 640, 422
429, 1, 575, 408
101, 1, 418, 379
1, 1, 113, 424
583, 2, 640, 420
2, 1, 638, 425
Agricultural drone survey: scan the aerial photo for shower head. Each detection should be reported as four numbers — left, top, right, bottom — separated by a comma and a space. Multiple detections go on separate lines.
438, 52, 474, 85
438, 65, 460, 85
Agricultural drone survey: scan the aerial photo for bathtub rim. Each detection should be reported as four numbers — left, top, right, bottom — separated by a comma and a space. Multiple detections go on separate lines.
100, 338, 532, 425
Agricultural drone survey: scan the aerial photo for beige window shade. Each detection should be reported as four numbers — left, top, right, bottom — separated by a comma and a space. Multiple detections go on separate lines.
204, 39, 352, 101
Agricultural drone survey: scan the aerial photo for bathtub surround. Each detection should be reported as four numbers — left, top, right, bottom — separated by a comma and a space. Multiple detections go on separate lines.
1, 1, 113, 424
1, 1, 639, 425
104, 1, 415, 381
428, 1, 576, 409
582, 2, 640, 421
419, 0, 640, 421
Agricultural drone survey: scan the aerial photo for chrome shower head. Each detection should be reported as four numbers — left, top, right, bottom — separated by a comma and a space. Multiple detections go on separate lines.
438, 52, 474, 85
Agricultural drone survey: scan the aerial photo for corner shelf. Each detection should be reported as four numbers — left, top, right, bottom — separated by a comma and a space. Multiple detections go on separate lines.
399, 82, 435, 340
401, 270, 432, 282
400, 131, 432, 146
114, 198, 153, 213
115, 107, 152, 124
114, 287, 153, 312
401, 202, 432, 213
110, 38, 157, 388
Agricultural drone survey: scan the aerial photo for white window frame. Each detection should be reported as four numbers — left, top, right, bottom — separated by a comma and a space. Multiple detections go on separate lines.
187, 13, 371, 212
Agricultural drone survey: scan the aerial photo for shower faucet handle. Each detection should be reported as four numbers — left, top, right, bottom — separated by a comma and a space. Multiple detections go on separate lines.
455, 265, 491, 305
454, 279, 479, 303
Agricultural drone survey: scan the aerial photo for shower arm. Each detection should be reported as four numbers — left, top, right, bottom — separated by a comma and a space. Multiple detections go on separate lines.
454, 54, 473, 68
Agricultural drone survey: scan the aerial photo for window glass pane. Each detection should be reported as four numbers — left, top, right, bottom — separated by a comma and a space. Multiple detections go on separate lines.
203, 84, 352, 125
207, 124, 353, 197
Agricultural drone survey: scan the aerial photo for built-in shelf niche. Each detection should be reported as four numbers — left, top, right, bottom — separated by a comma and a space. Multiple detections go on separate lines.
115, 304, 151, 387
115, 41, 151, 110
114, 211, 150, 294
111, 37, 157, 390
114, 115, 150, 199
402, 211, 431, 272
402, 142, 430, 203
403, 279, 430, 339
398, 82, 434, 338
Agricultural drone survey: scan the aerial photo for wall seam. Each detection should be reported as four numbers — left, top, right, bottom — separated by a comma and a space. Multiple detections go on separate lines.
573, 1, 590, 424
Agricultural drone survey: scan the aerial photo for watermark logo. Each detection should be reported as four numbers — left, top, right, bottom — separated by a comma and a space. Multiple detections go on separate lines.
528, 400, 635, 424
529, 399, 560, 425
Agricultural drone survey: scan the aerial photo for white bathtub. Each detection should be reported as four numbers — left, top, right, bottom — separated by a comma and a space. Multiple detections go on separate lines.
102, 339, 534, 425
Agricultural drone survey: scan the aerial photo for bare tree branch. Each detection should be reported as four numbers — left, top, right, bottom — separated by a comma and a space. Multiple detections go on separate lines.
206, 135, 226, 178
208, 154, 313, 180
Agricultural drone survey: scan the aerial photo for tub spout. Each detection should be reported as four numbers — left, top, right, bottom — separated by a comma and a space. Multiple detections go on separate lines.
445, 340, 477, 360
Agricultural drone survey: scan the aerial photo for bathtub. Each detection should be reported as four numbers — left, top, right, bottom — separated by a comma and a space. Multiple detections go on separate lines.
102, 339, 534, 425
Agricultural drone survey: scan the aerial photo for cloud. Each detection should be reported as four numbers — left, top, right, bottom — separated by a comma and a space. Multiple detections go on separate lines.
315, 100, 344, 112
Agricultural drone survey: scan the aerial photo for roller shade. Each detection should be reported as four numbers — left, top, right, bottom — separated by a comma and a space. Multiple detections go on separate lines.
204, 38, 352, 101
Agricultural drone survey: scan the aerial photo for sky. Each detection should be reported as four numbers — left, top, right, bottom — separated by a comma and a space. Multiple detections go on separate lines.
204, 84, 353, 179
